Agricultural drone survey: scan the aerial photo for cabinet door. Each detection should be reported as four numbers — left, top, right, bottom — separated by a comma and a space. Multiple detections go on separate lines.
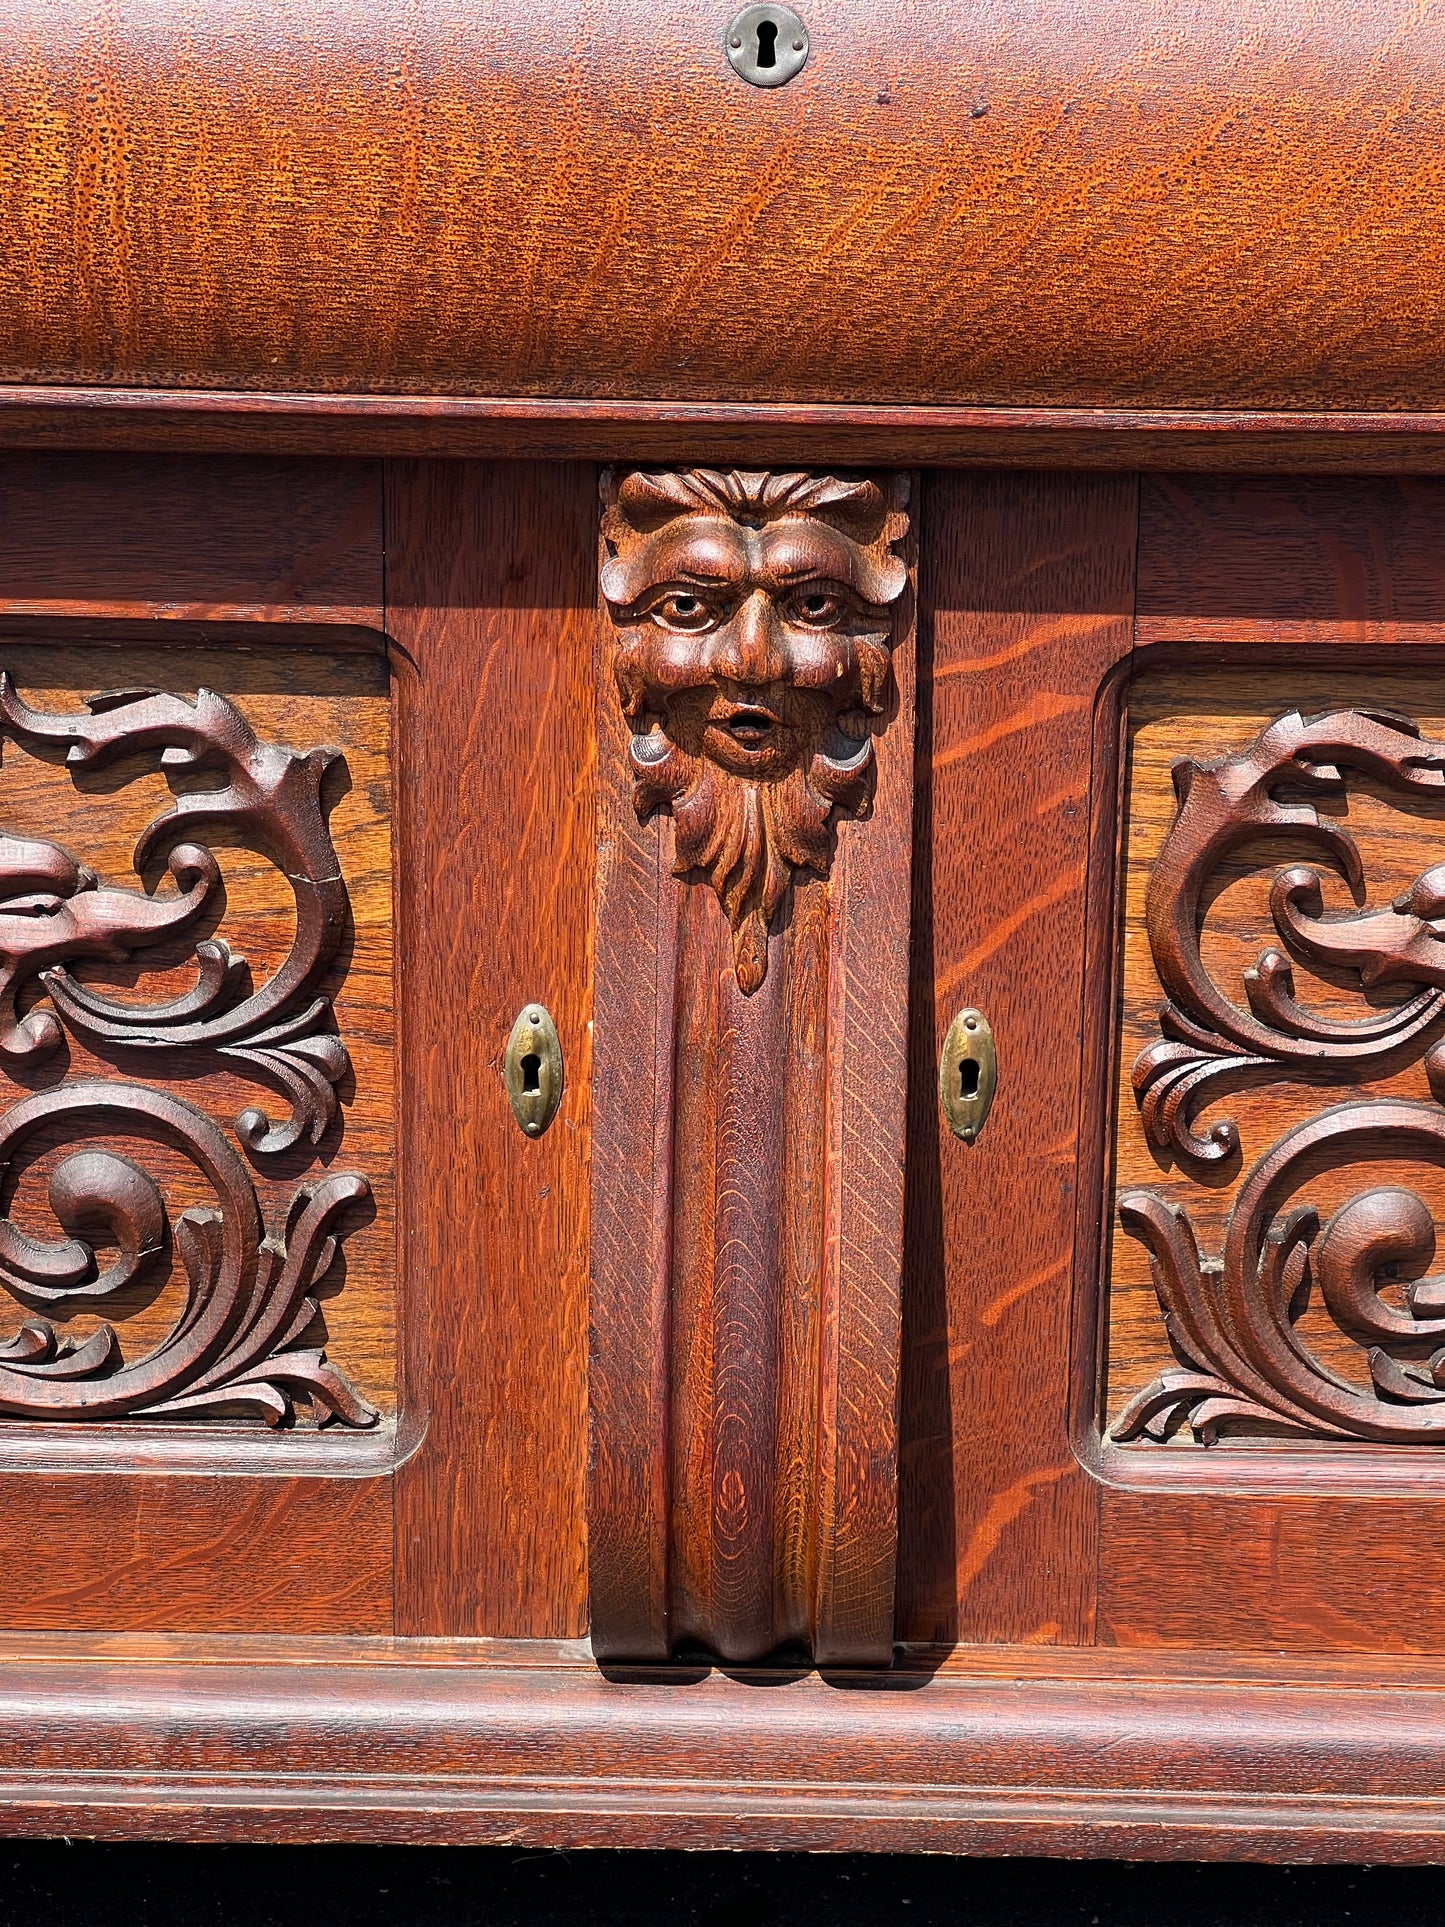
0, 454, 597, 1644
906, 470, 1445, 1663
1097, 476, 1445, 1653
0, 454, 395, 1631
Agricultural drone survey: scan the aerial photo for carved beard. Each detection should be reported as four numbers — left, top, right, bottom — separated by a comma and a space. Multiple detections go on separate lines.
630, 731, 873, 995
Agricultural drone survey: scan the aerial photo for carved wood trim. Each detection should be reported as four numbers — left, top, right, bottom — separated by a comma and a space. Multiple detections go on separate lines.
590, 468, 914, 1663
0, 674, 375, 1430
1131, 708, 1445, 1166
1117, 702, 1445, 1448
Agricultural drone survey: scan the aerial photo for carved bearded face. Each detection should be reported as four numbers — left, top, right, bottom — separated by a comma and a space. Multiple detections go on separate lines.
600, 468, 910, 993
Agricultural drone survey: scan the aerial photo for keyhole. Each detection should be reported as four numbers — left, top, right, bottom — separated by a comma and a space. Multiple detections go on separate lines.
756, 18, 778, 66
520, 1052, 542, 1095
957, 1057, 980, 1101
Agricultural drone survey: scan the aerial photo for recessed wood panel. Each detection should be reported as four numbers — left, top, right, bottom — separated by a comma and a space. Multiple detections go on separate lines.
0, 642, 395, 1434
1105, 664, 1445, 1457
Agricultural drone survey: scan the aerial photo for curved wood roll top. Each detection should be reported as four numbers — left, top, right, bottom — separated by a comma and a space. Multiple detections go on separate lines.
3, 0, 1444, 409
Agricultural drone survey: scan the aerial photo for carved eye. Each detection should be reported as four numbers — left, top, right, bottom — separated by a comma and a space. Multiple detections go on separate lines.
648, 591, 720, 633
784, 588, 847, 629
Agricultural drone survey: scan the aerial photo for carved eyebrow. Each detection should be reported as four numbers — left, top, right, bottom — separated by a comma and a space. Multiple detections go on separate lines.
770, 566, 851, 587
633, 568, 741, 595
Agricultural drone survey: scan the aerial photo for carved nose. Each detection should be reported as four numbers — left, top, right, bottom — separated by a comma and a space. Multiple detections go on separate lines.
715, 593, 784, 686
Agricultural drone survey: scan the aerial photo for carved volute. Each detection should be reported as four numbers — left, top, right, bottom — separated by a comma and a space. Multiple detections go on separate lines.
0, 675, 377, 1430
1115, 704, 1445, 1447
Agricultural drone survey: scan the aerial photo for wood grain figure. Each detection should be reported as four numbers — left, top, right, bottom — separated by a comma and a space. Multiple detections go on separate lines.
8, 0, 1445, 1841
7, 1, 1445, 415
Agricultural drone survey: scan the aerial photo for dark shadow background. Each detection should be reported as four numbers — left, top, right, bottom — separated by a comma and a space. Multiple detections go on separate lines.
0, 1846, 1425, 1926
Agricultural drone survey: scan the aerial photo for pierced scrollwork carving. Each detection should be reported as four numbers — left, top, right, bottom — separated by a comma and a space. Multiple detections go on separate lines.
1133, 707, 1445, 1164
600, 467, 910, 994
0, 1081, 375, 1427
1116, 1101, 1445, 1445
0, 677, 350, 1155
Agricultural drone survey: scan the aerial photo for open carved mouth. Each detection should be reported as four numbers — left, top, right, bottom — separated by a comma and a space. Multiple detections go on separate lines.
718, 705, 779, 750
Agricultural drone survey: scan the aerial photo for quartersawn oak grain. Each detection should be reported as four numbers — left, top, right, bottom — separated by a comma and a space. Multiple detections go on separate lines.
896, 470, 1135, 1648
6, 1, 1445, 412
389, 460, 594, 1639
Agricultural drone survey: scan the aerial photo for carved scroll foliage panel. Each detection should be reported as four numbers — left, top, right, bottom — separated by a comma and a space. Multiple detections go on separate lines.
0, 642, 394, 1430
1106, 666, 1445, 1448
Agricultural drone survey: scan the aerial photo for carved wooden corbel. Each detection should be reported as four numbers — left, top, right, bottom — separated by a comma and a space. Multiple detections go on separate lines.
599, 466, 910, 994
590, 468, 914, 1664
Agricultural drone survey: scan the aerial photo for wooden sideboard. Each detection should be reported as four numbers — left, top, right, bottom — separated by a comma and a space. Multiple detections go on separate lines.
5, 0, 1445, 1862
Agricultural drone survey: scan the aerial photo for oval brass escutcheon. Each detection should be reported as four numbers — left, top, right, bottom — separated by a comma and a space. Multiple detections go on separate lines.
504, 1004, 564, 1139
939, 1007, 997, 1145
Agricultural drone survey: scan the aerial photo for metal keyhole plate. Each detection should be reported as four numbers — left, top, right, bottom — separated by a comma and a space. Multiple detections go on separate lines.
726, 3, 809, 87
939, 1007, 997, 1145
505, 1004, 564, 1139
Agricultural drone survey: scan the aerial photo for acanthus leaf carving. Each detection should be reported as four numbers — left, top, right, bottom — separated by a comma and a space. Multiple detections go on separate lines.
1116, 1101, 1445, 1445
601, 466, 910, 993
0, 1081, 375, 1428
0, 676, 350, 1154
1116, 700, 1445, 1450
0, 670, 381, 1433
1133, 707, 1445, 1165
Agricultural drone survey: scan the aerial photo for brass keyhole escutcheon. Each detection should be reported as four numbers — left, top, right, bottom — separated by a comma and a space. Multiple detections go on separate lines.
505, 1004, 564, 1139
940, 1007, 997, 1145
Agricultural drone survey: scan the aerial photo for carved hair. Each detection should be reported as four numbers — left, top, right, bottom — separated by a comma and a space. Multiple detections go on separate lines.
600, 467, 910, 609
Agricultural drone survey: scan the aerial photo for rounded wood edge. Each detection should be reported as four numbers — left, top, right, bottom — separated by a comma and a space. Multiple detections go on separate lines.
2, 1642, 1444, 1857
0, 1787, 1438, 1858
7, 389, 1445, 471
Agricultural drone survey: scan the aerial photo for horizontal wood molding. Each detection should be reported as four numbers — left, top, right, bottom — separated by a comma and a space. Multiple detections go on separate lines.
9, 390, 1445, 471
0, 1639, 1443, 1857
